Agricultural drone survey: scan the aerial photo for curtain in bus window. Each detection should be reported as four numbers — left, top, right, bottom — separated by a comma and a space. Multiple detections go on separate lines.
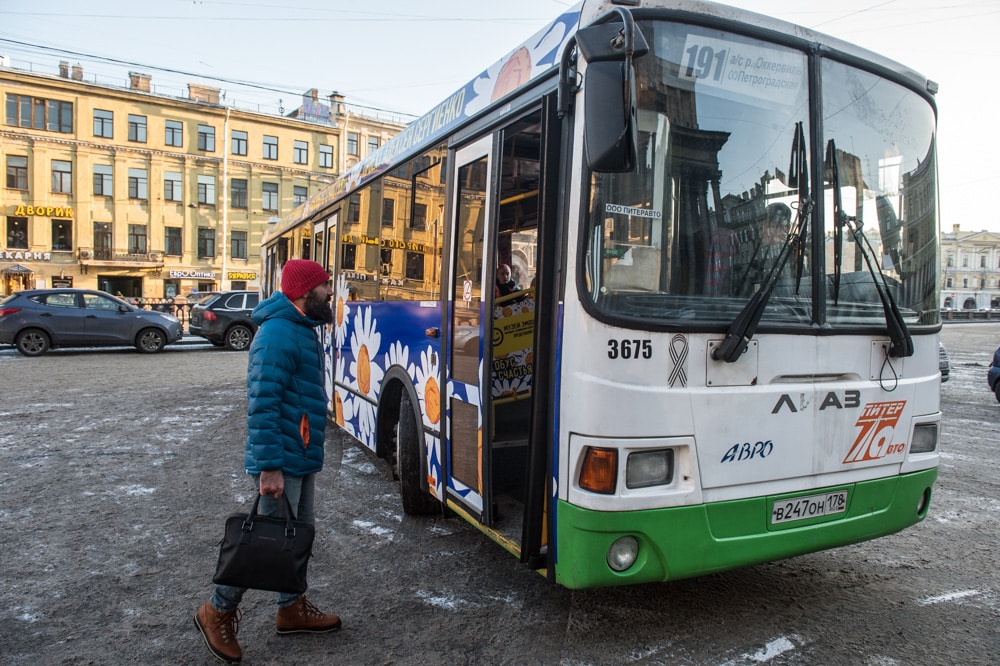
821, 60, 939, 327
584, 21, 811, 327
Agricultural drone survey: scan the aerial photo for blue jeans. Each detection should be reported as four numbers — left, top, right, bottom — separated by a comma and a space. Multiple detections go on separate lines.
211, 473, 315, 612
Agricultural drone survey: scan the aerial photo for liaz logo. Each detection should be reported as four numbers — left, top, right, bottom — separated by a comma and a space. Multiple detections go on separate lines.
843, 400, 907, 464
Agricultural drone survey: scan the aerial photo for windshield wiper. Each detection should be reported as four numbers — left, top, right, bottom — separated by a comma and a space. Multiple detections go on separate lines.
826, 141, 913, 358
844, 217, 914, 358
713, 122, 810, 364
712, 199, 812, 362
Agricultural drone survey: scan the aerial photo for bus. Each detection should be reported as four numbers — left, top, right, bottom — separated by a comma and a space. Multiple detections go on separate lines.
261, 0, 941, 589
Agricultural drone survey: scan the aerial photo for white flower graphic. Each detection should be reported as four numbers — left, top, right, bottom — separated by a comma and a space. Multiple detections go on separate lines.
349, 306, 383, 448
334, 273, 352, 348
414, 345, 441, 428
383, 340, 415, 379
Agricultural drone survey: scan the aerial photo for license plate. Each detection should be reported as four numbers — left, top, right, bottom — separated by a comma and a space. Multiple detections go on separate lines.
771, 491, 848, 524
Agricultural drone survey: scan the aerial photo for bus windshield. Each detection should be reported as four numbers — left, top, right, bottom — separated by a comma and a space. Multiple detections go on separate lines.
583, 20, 939, 329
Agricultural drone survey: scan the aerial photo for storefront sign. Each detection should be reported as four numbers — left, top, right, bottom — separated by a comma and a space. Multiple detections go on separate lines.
169, 270, 217, 279
11, 205, 74, 219
51, 276, 74, 287
1, 250, 52, 261
228, 271, 257, 280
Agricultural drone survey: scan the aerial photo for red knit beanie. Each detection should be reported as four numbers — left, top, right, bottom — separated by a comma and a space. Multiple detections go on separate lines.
280, 259, 330, 301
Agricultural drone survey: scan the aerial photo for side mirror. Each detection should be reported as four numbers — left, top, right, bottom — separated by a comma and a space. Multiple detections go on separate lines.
584, 60, 638, 172
575, 18, 648, 173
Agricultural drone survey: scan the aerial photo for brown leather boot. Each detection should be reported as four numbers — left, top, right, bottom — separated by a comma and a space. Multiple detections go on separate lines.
194, 600, 242, 663
275, 596, 342, 634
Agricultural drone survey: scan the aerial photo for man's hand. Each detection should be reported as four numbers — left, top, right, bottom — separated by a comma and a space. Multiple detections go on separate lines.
259, 470, 284, 498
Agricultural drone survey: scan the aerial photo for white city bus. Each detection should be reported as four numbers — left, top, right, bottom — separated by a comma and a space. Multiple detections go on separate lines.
262, 0, 941, 588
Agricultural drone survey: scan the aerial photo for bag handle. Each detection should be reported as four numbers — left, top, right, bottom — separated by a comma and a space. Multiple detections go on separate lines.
241, 493, 298, 535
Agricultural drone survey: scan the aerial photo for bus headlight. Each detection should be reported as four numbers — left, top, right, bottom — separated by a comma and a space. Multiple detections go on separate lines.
626, 449, 674, 488
607, 536, 639, 572
910, 423, 938, 453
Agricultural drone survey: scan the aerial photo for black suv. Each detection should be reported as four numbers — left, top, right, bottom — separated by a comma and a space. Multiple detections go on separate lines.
188, 291, 259, 351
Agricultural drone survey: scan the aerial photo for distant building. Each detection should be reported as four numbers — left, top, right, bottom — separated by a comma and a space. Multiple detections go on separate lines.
941, 224, 1000, 310
1, 61, 405, 298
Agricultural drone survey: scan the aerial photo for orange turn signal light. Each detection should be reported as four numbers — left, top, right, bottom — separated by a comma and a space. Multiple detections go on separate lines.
580, 447, 618, 494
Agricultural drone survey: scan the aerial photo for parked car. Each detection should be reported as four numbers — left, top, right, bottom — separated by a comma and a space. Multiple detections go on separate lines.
938, 342, 951, 383
988, 344, 1000, 403
188, 290, 260, 351
0, 288, 183, 356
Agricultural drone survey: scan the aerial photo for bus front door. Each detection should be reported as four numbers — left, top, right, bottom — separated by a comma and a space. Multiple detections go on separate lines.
446, 136, 493, 524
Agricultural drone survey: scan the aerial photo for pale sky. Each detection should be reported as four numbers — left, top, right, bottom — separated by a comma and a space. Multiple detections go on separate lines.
1, 0, 997, 232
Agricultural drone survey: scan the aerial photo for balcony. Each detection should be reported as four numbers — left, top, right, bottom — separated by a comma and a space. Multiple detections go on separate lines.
78, 248, 165, 271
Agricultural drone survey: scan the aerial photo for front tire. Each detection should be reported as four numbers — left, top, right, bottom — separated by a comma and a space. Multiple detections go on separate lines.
225, 324, 253, 351
15, 328, 50, 356
135, 328, 166, 353
397, 392, 440, 515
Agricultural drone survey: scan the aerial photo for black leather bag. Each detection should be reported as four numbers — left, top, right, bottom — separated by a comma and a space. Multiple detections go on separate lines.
213, 494, 314, 594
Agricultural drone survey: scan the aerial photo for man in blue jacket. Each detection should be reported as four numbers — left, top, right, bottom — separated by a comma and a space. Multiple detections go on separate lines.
196, 259, 339, 664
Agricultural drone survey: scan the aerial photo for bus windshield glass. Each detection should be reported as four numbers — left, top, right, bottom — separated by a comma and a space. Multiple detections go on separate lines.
583, 20, 939, 329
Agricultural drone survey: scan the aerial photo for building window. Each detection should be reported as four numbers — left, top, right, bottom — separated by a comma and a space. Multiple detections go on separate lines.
368, 135, 380, 153
231, 179, 248, 208
341, 243, 356, 270
6, 155, 28, 190
405, 251, 424, 280
319, 144, 333, 168
380, 248, 393, 275
947, 256, 954, 268
165, 227, 182, 256
52, 219, 72, 251
93, 222, 112, 258
382, 198, 394, 226
128, 224, 148, 254
198, 228, 216, 258
164, 172, 182, 202
5, 94, 73, 132
197, 175, 216, 205
411, 202, 427, 229
93, 164, 113, 196
198, 124, 215, 151
231, 230, 247, 260
946, 277, 953, 288
263, 135, 278, 160
347, 132, 359, 156
981, 256, 987, 268
294, 140, 308, 164
262, 182, 278, 211
128, 114, 147, 142
6, 217, 28, 249
293, 185, 307, 206
165, 120, 183, 147
347, 194, 360, 223
128, 168, 148, 200
963, 278, 969, 288
232, 129, 248, 156
963, 257, 969, 268
52, 160, 72, 194
93, 109, 113, 138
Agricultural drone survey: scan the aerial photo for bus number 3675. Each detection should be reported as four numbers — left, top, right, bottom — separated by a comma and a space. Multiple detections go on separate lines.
608, 339, 652, 359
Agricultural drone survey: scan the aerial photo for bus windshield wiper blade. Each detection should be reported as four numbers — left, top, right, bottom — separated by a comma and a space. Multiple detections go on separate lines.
827, 139, 845, 304
845, 218, 914, 358
712, 199, 812, 363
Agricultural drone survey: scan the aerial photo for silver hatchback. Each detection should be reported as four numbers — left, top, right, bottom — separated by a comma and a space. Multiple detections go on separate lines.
0, 288, 183, 356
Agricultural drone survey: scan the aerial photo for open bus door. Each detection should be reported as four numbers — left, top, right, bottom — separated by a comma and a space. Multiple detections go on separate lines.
445, 110, 551, 564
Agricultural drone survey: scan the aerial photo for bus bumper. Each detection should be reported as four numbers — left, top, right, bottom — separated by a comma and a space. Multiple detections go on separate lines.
553, 468, 937, 589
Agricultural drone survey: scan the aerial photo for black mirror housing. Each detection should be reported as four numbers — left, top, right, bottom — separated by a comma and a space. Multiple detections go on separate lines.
585, 60, 638, 172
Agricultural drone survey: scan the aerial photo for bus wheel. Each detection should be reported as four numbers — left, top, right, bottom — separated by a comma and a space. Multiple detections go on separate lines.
397, 392, 440, 515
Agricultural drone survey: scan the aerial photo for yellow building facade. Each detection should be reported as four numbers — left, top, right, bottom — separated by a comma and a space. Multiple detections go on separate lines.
1, 64, 404, 299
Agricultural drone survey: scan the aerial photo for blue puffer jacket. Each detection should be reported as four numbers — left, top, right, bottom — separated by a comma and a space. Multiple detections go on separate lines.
244, 292, 327, 476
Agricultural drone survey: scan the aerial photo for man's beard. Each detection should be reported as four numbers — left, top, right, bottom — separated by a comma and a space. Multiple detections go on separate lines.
303, 290, 334, 324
